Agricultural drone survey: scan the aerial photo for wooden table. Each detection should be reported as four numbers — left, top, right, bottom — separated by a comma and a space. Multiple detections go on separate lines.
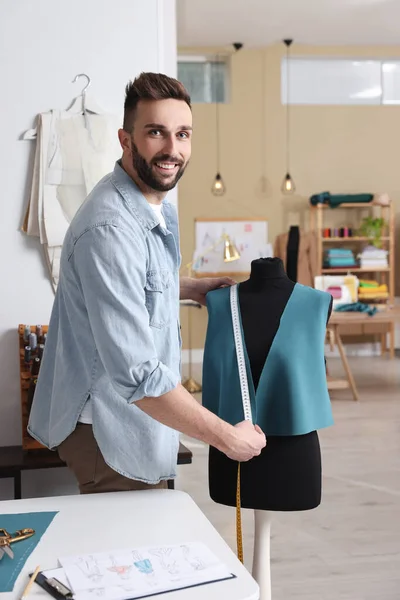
0, 442, 192, 500
0, 490, 259, 600
327, 306, 400, 401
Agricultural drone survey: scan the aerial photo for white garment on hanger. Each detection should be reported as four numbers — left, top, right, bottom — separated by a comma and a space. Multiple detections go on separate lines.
22, 109, 121, 291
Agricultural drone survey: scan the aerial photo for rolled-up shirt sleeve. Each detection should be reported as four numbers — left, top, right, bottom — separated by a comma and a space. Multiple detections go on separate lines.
73, 222, 179, 402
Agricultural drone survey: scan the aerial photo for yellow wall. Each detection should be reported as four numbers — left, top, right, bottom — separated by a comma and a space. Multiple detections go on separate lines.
178, 44, 400, 349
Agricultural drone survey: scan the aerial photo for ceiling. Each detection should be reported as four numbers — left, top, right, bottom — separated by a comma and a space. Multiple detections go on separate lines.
177, 0, 400, 48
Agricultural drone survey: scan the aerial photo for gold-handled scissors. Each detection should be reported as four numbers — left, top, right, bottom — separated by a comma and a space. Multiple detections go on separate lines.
0, 528, 35, 561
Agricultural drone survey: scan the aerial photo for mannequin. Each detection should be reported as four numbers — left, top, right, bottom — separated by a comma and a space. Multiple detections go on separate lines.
203, 258, 333, 600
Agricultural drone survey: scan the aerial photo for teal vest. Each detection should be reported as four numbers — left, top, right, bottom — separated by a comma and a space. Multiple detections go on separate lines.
202, 283, 333, 436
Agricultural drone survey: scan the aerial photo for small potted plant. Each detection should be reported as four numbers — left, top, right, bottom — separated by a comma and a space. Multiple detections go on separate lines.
358, 216, 386, 248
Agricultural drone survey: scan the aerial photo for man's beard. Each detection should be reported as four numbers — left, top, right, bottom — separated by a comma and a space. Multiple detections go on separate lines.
132, 142, 187, 192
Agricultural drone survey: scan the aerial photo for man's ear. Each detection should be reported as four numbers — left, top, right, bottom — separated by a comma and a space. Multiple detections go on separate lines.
118, 129, 132, 153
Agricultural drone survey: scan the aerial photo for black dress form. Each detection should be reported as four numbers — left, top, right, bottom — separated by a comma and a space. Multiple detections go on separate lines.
208, 257, 332, 511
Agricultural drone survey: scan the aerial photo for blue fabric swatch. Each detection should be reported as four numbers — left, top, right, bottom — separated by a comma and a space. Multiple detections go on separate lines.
0, 511, 58, 592
335, 302, 377, 316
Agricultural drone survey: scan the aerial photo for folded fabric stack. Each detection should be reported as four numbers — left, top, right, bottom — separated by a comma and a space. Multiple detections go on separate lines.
324, 248, 357, 268
358, 245, 388, 269
358, 279, 389, 302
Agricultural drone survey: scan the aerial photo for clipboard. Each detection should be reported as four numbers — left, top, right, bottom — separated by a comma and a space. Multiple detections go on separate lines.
33, 570, 237, 600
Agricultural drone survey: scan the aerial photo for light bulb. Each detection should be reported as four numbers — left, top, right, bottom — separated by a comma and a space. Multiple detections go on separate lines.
211, 172, 226, 196
281, 172, 296, 194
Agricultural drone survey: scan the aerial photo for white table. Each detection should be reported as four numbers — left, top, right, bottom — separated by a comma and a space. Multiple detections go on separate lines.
0, 490, 259, 600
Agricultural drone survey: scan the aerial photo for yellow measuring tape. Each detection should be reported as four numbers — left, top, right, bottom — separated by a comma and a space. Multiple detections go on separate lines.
236, 462, 243, 563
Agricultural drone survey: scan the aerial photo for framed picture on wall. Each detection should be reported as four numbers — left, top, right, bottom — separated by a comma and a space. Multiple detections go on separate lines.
193, 217, 271, 276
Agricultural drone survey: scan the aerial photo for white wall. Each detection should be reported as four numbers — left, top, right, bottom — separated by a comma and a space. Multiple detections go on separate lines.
0, 0, 177, 458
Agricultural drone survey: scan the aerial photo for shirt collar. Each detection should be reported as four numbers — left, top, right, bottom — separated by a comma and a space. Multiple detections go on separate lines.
111, 160, 167, 231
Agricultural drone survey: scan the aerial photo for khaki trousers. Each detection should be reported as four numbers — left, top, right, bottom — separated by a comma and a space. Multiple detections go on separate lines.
57, 423, 168, 494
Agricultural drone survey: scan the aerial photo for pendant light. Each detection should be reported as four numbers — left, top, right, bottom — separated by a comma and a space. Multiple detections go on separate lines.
281, 38, 296, 195
211, 54, 226, 196
212, 172, 225, 196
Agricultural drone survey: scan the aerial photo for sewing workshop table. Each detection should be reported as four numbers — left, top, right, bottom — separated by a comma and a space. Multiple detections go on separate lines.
0, 443, 192, 500
0, 490, 259, 600
327, 306, 400, 401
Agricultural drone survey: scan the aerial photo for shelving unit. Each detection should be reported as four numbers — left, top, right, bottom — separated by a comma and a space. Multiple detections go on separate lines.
310, 201, 395, 305
322, 236, 390, 243
310, 201, 396, 361
321, 267, 390, 274
18, 324, 48, 451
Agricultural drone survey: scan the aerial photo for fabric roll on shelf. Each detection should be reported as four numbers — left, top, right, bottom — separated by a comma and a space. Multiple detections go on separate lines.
309, 191, 390, 208
309, 191, 374, 208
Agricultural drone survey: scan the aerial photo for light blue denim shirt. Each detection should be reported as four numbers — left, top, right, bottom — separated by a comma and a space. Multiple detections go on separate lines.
28, 161, 182, 483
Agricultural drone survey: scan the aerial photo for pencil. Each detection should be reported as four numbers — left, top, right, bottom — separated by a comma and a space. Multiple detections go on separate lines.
21, 565, 40, 600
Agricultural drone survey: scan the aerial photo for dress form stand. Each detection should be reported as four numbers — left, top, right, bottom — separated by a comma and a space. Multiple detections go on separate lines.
207, 257, 333, 600
242, 258, 292, 600
252, 510, 272, 600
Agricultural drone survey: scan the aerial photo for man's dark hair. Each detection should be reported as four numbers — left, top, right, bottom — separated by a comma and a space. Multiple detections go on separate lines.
123, 72, 191, 133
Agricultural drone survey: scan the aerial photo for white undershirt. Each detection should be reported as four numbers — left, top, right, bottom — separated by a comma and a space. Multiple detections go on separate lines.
149, 202, 166, 229
78, 202, 166, 425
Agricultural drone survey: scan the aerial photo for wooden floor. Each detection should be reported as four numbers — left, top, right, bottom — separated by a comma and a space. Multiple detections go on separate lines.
0, 355, 399, 598
177, 356, 400, 600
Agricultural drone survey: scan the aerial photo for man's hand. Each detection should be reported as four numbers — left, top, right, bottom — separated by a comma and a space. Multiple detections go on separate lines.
180, 276, 236, 306
137, 383, 266, 464
222, 420, 267, 462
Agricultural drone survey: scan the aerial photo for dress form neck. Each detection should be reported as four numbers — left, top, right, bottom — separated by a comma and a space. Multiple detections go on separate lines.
242, 258, 293, 292
250, 257, 287, 280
